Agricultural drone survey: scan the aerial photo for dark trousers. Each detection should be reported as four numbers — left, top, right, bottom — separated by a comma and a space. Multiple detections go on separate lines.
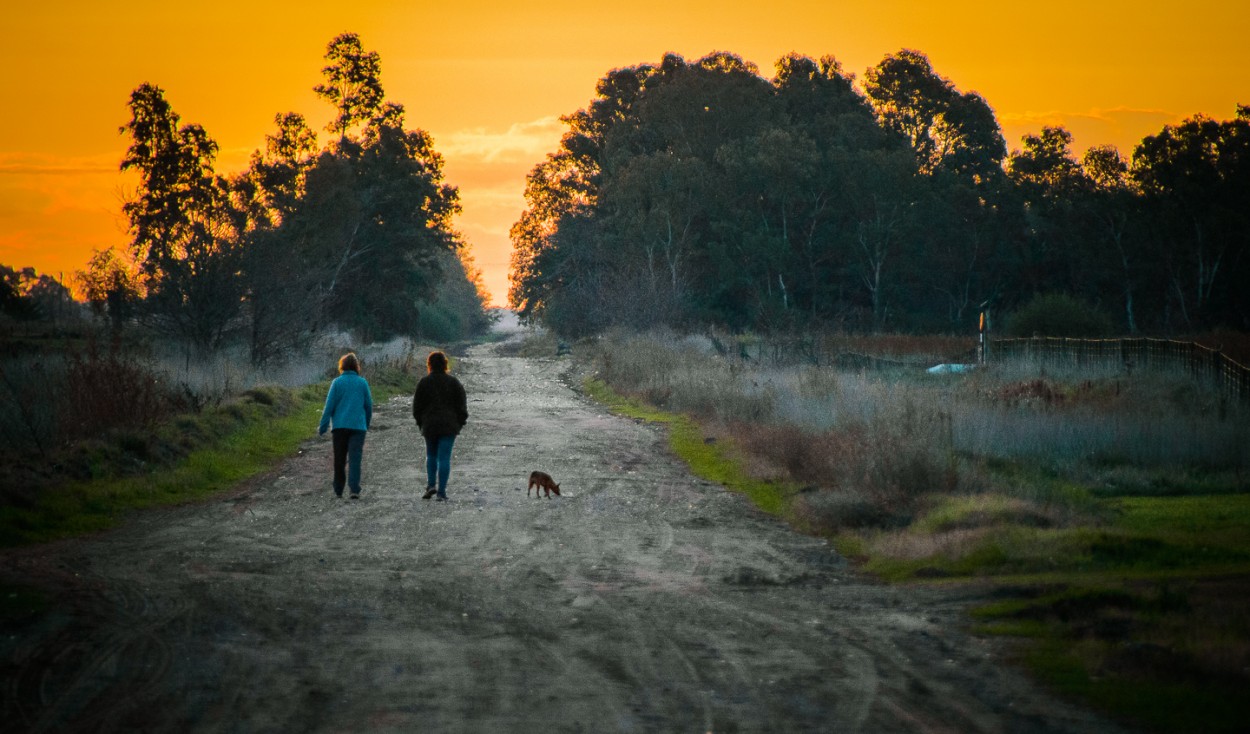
332, 428, 366, 494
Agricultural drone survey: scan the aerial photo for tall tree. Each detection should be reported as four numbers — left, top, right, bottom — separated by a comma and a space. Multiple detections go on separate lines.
249, 112, 319, 224
119, 83, 242, 350
289, 101, 461, 340
862, 49, 1005, 181
1133, 110, 1250, 328
236, 112, 322, 363
1082, 144, 1146, 333
0, 265, 35, 320
1005, 126, 1094, 299
76, 248, 142, 334
314, 33, 384, 140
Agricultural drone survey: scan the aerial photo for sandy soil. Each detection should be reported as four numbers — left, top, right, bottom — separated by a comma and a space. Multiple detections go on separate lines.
1, 340, 1132, 733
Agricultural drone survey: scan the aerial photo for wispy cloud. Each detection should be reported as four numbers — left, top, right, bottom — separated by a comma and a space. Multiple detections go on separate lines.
998, 106, 1184, 151
0, 152, 119, 176
437, 116, 565, 164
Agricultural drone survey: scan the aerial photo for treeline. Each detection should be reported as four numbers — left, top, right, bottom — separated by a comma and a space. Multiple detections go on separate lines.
509, 50, 1249, 337
1, 266, 72, 324
72, 33, 489, 361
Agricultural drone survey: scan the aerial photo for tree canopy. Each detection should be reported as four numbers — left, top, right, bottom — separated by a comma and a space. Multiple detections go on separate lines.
509, 49, 1249, 336
102, 33, 489, 359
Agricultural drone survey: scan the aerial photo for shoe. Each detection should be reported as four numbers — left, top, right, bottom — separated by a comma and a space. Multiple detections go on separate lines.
435, 494, 448, 502
334, 488, 344, 498
350, 492, 360, 500
422, 488, 437, 500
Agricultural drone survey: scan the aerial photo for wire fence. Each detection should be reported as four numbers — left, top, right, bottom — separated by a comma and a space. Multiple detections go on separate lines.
991, 336, 1250, 403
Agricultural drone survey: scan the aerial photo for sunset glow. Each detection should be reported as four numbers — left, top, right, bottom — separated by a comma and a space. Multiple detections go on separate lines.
3, 1, 1247, 305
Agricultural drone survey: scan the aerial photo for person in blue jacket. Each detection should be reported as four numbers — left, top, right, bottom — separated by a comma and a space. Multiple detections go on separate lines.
318, 352, 373, 499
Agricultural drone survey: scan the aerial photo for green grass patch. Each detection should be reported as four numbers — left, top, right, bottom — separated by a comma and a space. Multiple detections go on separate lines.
911, 493, 1061, 534
583, 377, 795, 516
0, 361, 421, 549
0, 387, 324, 548
970, 574, 1250, 734
1017, 634, 1249, 734
1112, 494, 1250, 543
854, 490, 1250, 585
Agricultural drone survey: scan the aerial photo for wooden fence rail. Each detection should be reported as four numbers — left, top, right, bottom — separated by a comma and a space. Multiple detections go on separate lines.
991, 337, 1250, 403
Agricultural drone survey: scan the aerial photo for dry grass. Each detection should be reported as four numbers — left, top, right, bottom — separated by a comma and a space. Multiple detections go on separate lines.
590, 329, 1249, 535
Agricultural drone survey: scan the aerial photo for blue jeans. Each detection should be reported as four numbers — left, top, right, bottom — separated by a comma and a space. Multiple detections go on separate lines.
424, 434, 456, 495
332, 428, 366, 494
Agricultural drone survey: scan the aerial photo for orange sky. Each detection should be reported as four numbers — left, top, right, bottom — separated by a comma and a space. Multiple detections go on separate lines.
2, 1, 1247, 306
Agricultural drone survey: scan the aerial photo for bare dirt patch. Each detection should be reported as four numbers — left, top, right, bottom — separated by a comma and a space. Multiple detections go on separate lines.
0, 340, 1131, 732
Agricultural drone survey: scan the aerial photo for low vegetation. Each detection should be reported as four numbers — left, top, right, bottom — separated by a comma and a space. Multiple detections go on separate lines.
581, 328, 1250, 734
0, 334, 432, 547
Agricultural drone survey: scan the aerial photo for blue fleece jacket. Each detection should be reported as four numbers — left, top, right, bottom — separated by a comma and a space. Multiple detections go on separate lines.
318, 370, 373, 434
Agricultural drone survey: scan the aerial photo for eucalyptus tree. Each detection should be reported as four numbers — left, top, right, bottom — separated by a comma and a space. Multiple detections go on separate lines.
508, 150, 597, 320
861, 50, 1007, 329
0, 265, 32, 320
249, 112, 319, 223
862, 49, 1006, 182
76, 248, 142, 335
1132, 109, 1250, 328
1081, 144, 1146, 333
314, 32, 385, 141
238, 112, 322, 363
119, 83, 243, 351
288, 101, 461, 341
581, 53, 783, 329
509, 63, 654, 321
1005, 125, 1094, 299
599, 152, 710, 316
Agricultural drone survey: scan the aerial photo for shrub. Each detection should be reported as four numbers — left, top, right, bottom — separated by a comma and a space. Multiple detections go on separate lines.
792, 489, 888, 533
1006, 293, 1115, 337
61, 340, 184, 440
0, 358, 63, 456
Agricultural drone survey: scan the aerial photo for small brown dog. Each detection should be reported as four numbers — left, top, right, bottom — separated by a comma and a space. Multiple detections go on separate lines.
527, 470, 561, 498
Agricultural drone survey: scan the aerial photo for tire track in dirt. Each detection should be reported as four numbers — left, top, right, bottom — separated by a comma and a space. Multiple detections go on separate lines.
1, 339, 1135, 732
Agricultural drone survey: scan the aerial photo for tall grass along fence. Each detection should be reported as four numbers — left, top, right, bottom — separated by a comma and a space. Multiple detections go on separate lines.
992, 336, 1250, 403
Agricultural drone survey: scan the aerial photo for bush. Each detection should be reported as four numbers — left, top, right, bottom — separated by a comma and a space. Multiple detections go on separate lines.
793, 489, 888, 533
417, 303, 463, 343
60, 340, 185, 439
1007, 293, 1115, 337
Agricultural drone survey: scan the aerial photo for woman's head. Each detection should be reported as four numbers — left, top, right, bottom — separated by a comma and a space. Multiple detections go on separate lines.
338, 352, 360, 374
427, 351, 449, 373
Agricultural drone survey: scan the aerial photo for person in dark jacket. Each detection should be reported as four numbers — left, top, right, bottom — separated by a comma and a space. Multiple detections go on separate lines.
412, 351, 468, 501
319, 352, 373, 499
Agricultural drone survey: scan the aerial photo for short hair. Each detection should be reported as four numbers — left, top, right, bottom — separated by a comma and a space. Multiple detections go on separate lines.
426, 351, 448, 373
339, 352, 360, 373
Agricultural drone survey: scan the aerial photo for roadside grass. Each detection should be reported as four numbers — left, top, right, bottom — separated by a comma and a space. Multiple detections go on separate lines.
1022, 636, 1246, 734
583, 377, 795, 515
0, 386, 323, 546
581, 329, 1250, 734
831, 471, 1250, 734
0, 353, 423, 549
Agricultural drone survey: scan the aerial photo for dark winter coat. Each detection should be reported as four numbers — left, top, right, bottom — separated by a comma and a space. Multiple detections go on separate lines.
412, 371, 468, 439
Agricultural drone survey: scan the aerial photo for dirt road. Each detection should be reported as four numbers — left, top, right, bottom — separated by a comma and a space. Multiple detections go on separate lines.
1, 340, 1129, 733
